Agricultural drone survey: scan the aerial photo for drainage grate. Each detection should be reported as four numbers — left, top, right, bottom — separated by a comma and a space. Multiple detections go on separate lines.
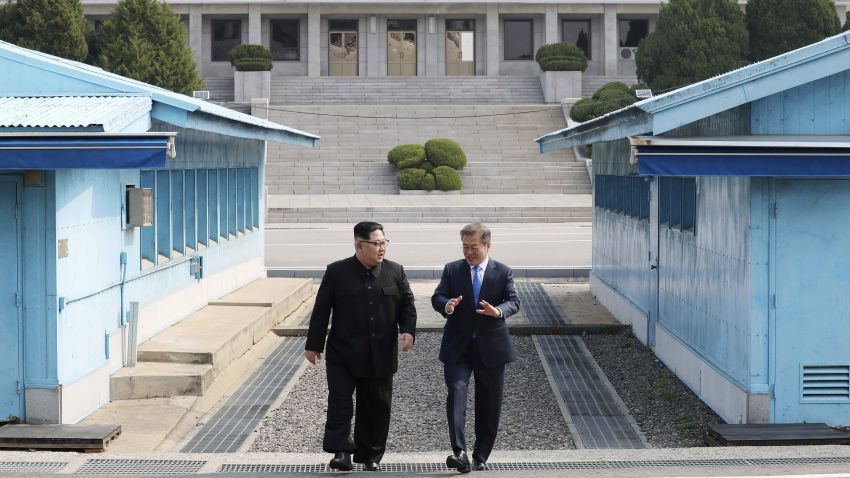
516, 281, 566, 325
0, 461, 66, 473
182, 337, 306, 453
537, 335, 644, 449
217, 457, 850, 473
76, 459, 205, 475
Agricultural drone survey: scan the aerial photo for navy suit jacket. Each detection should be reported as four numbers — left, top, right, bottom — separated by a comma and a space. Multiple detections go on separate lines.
431, 258, 520, 368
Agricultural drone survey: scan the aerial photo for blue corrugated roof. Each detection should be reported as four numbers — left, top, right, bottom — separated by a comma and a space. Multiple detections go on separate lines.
0, 95, 151, 131
536, 31, 850, 152
0, 40, 318, 147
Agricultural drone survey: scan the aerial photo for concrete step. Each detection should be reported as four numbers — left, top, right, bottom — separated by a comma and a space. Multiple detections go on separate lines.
110, 362, 214, 400
109, 278, 314, 400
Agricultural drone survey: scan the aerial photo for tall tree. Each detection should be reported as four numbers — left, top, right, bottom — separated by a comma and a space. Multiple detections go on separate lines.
635, 0, 748, 92
0, 0, 89, 61
95, 0, 203, 95
747, 0, 840, 62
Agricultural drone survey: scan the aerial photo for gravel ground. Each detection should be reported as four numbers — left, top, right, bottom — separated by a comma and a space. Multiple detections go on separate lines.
250, 333, 574, 452
581, 333, 724, 448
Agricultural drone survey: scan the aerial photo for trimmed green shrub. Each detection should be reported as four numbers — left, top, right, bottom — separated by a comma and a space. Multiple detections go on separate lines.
569, 98, 596, 122
388, 144, 426, 166
397, 155, 424, 170
94, 0, 203, 94
592, 94, 637, 117
636, 0, 748, 92
420, 160, 436, 173
535, 42, 588, 72
592, 82, 632, 100
0, 0, 90, 61
397, 168, 427, 190
433, 166, 462, 191
420, 173, 436, 191
229, 44, 273, 71
747, 0, 839, 62
425, 138, 467, 170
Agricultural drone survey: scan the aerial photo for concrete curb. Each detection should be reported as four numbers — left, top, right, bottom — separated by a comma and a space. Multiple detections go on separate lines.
268, 267, 591, 280
272, 324, 629, 337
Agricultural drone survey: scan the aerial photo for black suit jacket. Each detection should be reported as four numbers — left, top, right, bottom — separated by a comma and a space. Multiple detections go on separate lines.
432, 258, 520, 368
306, 256, 417, 378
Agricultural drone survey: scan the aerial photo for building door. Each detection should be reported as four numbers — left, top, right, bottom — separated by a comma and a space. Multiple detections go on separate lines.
0, 177, 23, 421
329, 31, 358, 76
446, 20, 475, 76
388, 31, 416, 76
772, 179, 850, 425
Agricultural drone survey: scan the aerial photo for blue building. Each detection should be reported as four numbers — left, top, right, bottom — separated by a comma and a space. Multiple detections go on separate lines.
0, 41, 318, 424
537, 33, 850, 426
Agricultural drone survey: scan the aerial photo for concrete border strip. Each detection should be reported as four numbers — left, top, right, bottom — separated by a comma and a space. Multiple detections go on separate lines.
268, 267, 590, 280
532, 335, 586, 450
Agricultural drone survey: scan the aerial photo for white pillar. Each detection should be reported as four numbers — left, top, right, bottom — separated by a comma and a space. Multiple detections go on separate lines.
248, 4, 262, 45
838, 5, 847, 27
486, 4, 499, 76
308, 5, 321, 77
189, 6, 203, 69
603, 5, 618, 76
545, 4, 558, 46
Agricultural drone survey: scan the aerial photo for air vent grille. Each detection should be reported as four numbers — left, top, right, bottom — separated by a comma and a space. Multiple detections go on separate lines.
801, 363, 850, 403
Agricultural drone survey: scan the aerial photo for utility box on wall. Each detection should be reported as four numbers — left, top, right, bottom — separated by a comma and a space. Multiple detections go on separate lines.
126, 187, 153, 227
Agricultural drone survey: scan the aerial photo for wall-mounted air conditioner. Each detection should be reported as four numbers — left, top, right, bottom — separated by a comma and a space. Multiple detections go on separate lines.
126, 187, 153, 227
193, 90, 210, 100
619, 47, 638, 60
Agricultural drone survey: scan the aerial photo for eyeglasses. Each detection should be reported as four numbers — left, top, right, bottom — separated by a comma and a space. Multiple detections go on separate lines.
463, 245, 483, 253
358, 239, 390, 248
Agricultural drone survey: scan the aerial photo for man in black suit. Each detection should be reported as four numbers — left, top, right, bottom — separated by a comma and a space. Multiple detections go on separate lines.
305, 221, 417, 472
432, 223, 520, 473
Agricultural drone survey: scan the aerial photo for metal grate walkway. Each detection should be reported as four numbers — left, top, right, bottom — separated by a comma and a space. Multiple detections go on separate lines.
182, 337, 306, 453
516, 281, 566, 325
537, 335, 644, 449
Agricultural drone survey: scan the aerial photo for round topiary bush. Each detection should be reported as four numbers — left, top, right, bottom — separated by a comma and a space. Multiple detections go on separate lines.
591, 93, 637, 117
420, 173, 436, 191
432, 166, 462, 191
420, 160, 435, 173
397, 155, 425, 170
569, 98, 596, 122
425, 138, 467, 170
229, 44, 273, 71
388, 144, 426, 166
535, 42, 588, 72
397, 168, 428, 190
592, 82, 632, 100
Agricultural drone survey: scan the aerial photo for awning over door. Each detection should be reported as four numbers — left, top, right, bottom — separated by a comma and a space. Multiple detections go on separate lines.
632, 136, 850, 177
0, 134, 174, 169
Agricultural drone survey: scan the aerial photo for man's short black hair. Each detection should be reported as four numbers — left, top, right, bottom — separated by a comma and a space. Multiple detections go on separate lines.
354, 221, 384, 240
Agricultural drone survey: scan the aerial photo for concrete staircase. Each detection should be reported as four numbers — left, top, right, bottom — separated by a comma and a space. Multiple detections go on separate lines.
109, 278, 314, 400
270, 76, 545, 104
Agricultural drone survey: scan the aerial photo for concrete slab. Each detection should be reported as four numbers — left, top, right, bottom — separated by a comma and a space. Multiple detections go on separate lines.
210, 277, 314, 308
0, 424, 121, 451
110, 363, 214, 400
80, 398, 195, 453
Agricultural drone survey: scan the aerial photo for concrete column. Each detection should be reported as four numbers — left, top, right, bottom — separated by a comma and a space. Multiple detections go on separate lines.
248, 4, 262, 45
838, 5, 847, 27
544, 4, 558, 46
603, 5, 618, 76
308, 5, 321, 77
189, 6, 203, 70
486, 4, 500, 76
425, 15, 438, 76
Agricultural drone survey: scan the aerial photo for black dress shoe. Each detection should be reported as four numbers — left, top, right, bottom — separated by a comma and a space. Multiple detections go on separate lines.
446, 450, 471, 473
472, 461, 485, 471
329, 452, 353, 471
363, 462, 380, 471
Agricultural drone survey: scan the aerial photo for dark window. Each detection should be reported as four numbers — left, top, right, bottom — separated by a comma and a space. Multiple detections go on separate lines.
670, 177, 683, 228
618, 19, 648, 47
659, 176, 697, 234
504, 19, 533, 60
659, 177, 670, 226
212, 19, 241, 61
388, 19, 417, 30
329, 19, 359, 31
446, 19, 475, 31
639, 178, 650, 220
271, 19, 300, 61
562, 20, 591, 59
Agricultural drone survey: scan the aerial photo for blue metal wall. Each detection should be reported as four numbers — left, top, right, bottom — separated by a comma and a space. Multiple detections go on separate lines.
752, 71, 850, 134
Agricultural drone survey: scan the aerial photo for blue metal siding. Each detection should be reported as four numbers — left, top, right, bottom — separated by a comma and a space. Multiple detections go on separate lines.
658, 177, 751, 388
752, 71, 850, 135
592, 206, 651, 314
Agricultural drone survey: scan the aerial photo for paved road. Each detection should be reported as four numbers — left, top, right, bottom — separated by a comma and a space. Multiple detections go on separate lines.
265, 223, 592, 269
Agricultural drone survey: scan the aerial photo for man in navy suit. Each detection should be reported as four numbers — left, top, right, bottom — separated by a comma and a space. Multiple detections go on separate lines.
432, 223, 520, 473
